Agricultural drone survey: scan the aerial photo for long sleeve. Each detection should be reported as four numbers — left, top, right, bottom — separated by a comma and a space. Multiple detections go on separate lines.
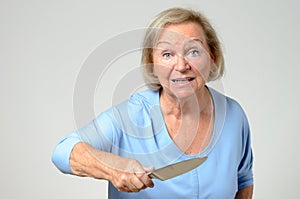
237, 115, 254, 189
52, 132, 81, 174
52, 109, 116, 174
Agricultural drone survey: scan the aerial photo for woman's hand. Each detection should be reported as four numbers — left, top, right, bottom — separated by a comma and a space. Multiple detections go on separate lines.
108, 157, 154, 192
70, 142, 154, 192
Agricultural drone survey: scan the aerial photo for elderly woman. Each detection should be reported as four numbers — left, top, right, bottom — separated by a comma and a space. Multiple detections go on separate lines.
52, 7, 254, 199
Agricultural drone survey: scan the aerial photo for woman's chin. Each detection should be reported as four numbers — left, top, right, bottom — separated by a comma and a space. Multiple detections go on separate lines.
171, 88, 198, 101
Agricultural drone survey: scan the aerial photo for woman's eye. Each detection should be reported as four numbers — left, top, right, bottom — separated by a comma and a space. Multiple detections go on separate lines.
188, 49, 200, 56
162, 52, 172, 58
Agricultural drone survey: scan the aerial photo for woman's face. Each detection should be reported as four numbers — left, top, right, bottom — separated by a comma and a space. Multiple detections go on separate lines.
152, 22, 213, 100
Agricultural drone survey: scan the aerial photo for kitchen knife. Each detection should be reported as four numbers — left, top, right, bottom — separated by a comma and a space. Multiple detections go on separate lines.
148, 156, 207, 181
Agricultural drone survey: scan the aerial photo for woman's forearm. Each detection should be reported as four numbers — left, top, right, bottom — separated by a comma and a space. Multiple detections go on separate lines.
235, 185, 253, 199
69, 142, 112, 180
69, 142, 154, 192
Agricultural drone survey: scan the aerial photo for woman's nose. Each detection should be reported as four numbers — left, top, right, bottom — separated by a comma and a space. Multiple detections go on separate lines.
175, 55, 190, 72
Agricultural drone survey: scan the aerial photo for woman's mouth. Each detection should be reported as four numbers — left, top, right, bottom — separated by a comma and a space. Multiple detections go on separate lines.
171, 77, 195, 85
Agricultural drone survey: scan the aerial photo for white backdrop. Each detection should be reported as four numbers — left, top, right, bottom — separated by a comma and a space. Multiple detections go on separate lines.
1, 0, 299, 198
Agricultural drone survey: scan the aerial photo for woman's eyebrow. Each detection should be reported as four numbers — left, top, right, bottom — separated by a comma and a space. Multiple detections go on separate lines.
186, 38, 204, 45
155, 41, 172, 47
154, 39, 204, 50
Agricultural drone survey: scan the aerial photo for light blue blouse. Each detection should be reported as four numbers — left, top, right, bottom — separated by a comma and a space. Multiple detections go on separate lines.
52, 87, 253, 199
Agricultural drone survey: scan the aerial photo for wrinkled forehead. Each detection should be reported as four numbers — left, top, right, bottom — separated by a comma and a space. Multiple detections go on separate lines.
154, 27, 207, 50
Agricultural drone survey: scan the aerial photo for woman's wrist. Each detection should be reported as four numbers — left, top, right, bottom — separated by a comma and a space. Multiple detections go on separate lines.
70, 142, 111, 180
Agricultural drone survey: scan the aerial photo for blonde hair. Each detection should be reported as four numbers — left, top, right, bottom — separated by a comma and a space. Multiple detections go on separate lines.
141, 7, 224, 90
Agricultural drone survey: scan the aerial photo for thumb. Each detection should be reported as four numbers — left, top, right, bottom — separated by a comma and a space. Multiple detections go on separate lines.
143, 166, 155, 173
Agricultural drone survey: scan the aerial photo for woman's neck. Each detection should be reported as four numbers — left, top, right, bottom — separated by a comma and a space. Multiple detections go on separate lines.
159, 86, 212, 120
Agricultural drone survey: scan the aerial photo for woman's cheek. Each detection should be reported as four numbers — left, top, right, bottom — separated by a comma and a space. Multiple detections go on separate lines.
193, 59, 211, 82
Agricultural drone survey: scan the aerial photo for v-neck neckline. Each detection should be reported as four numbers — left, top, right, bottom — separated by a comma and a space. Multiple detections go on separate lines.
154, 86, 226, 159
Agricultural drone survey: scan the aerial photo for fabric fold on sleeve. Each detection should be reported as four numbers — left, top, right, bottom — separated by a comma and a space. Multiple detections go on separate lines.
52, 132, 82, 174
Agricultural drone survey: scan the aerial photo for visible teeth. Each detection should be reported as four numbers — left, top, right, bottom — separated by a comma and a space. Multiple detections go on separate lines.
173, 80, 188, 83
172, 78, 194, 83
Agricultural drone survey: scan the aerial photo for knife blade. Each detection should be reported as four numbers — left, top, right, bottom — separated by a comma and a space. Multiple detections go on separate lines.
148, 156, 207, 181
